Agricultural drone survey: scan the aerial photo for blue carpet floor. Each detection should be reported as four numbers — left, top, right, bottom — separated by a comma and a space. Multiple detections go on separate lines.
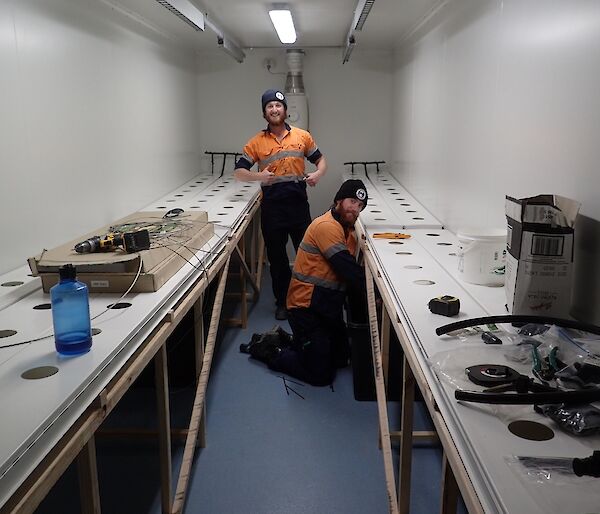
35, 269, 466, 514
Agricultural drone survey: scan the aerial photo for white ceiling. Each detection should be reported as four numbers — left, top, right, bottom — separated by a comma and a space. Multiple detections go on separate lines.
111, 0, 442, 53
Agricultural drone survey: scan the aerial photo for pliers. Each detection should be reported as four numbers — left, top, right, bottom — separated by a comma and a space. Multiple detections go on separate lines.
532, 345, 560, 381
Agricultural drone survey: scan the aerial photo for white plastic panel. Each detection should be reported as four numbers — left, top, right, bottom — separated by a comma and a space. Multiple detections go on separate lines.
343, 170, 443, 229
0, 266, 42, 312
363, 218, 600, 514
0, 174, 256, 505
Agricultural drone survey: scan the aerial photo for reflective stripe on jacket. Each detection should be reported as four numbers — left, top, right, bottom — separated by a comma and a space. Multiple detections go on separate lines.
286, 210, 358, 318
235, 123, 322, 203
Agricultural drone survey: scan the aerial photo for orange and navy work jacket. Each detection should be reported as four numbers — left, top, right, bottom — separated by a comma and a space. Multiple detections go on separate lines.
235, 123, 322, 203
287, 209, 364, 319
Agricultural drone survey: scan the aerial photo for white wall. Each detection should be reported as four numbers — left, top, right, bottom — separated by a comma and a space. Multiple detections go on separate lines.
391, 0, 600, 323
0, 0, 201, 275
197, 47, 393, 217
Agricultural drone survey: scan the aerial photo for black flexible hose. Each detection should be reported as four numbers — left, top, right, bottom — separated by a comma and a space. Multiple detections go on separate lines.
436, 315, 600, 337
455, 387, 600, 405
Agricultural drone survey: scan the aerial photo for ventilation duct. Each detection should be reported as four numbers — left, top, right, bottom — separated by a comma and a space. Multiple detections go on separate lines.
284, 49, 308, 130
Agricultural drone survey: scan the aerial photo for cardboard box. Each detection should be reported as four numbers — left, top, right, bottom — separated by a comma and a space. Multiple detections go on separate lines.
505, 195, 580, 317
28, 211, 214, 293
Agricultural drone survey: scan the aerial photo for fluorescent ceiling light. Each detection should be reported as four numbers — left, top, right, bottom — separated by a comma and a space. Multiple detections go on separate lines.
218, 36, 246, 63
342, 0, 375, 63
269, 9, 297, 44
352, 0, 375, 31
155, 0, 205, 31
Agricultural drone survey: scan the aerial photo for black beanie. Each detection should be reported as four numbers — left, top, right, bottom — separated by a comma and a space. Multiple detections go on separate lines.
334, 179, 368, 210
261, 89, 287, 112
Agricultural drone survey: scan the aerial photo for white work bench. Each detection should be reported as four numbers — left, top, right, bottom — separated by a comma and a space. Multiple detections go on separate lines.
0, 171, 262, 514
356, 170, 600, 513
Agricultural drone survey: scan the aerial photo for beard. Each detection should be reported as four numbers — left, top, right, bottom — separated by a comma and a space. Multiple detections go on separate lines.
265, 111, 286, 126
337, 206, 359, 227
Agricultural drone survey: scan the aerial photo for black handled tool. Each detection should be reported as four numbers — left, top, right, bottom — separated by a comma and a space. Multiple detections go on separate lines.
74, 229, 150, 253
428, 295, 460, 317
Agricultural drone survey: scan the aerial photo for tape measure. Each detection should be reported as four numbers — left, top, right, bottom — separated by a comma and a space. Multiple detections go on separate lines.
428, 295, 460, 317
466, 364, 521, 387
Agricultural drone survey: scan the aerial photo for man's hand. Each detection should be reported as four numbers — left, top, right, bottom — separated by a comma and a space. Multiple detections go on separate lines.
305, 170, 322, 187
259, 166, 277, 185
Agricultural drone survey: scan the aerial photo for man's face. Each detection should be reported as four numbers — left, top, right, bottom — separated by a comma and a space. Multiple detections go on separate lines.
263, 101, 286, 126
336, 198, 364, 227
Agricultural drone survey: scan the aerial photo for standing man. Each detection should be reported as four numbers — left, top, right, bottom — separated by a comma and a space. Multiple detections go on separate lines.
234, 89, 327, 320
243, 179, 368, 386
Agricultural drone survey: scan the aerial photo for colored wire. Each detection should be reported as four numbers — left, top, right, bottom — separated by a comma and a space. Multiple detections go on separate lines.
90, 257, 144, 321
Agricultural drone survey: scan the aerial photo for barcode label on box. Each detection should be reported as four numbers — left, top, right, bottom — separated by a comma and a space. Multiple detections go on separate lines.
531, 235, 564, 256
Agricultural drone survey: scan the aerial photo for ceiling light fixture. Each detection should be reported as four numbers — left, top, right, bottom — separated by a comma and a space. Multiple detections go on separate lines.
352, 0, 375, 31
342, 0, 376, 64
218, 36, 246, 63
342, 35, 356, 64
203, 14, 246, 63
155, 0, 205, 31
268, 7, 297, 44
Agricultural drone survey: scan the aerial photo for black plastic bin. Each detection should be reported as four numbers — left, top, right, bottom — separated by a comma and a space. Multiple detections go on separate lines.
345, 290, 403, 401
347, 320, 403, 401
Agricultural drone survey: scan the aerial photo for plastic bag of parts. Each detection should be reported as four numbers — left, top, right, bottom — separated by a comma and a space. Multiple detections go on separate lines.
429, 345, 522, 391
504, 454, 600, 513
441, 322, 508, 343
535, 402, 600, 436
504, 325, 587, 373
556, 326, 600, 362
430, 346, 535, 422
555, 361, 600, 390
429, 344, 593, 431
517, 323, 551, 337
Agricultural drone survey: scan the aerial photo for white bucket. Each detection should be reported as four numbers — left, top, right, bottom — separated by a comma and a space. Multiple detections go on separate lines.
457, 228, 507, 286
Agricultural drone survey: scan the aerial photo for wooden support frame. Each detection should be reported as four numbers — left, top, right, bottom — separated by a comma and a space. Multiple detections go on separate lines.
234, 245, 260, 298
398, 357, 415, 514
359, 231, 485, 514
154, 344, 172, 514
223, 206, 264, 328
440, 453, 459, 514
1, 200, 262, 514
171, 258, 230, 514
76, 437, 100, 514
365, 264, 400, 514
193, 293, 206, 449
381, 308, 391, 390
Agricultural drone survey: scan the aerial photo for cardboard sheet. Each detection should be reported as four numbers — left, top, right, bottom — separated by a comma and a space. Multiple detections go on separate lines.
28, 211, 214, 293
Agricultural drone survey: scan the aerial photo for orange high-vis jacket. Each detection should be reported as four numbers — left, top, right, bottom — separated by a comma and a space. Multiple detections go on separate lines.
237, 124, 322, 203
287, 210, 358, 319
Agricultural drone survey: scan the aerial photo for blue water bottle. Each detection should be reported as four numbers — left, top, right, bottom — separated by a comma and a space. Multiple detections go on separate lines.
50, 264, 92, 355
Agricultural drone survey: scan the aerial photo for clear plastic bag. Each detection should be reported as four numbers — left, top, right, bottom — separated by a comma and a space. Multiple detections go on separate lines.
442, 322, 509, 343
536, 403, 600, 436
505, 454, 600, 513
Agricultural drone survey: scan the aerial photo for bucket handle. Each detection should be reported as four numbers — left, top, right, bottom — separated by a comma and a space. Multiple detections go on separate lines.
457, 240, 477, 255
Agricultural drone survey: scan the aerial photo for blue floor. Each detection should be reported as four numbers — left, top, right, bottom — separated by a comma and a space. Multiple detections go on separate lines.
35, 269, 466, 514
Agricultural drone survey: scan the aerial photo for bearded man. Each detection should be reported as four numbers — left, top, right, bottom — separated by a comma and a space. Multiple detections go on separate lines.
245, 179, 368, 386
234, 89, 327, 321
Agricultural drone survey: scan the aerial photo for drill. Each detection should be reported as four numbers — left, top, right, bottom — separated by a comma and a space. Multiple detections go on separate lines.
74, 229, 151, 254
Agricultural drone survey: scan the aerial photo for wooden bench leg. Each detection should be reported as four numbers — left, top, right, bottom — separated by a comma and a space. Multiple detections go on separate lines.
155, 344, 172, 514
77, 437, 101, 514
440, 453, 459, 514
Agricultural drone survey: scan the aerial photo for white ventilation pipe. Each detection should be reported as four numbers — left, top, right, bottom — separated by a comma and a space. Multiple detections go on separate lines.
284, 49, 308, 130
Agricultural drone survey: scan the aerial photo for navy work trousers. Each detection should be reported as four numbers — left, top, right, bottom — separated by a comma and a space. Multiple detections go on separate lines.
260, 200, 311, 307
271, 308, 350, 386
